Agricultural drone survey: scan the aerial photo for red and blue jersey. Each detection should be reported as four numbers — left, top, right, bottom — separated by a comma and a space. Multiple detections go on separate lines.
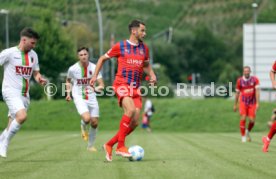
105, 40, 149, 88
236, 76, 259, 105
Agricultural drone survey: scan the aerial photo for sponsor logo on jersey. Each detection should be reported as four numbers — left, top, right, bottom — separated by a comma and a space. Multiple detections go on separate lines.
89, 71, 92, 75
15, 66, 32, 76
14, 56, 21, 59
127, 59, 143, 66
77, 78, 91, 85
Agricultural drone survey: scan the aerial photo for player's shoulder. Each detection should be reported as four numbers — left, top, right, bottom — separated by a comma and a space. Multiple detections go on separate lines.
89, 61, 96, 67
29, 49, 38, 56
69, 62, 79, 71
1, 46, 18, 54
251, 76, 260, 81
140, 42, 149, 49
113, 41, 124, 47
237, 76, 243, 82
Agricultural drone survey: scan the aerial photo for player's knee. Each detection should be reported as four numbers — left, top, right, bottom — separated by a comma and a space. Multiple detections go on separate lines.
133, 121, 139, 127
126, 107, 136, 117
16, 110, 27, 123
249, 118, 255, 122
82, 114, 90, 123
240, 116, 246, 121
91, 119, 98, 128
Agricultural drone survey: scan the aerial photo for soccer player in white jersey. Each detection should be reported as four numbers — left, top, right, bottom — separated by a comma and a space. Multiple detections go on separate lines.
0, 27, 47, 158
66, 47, 104, 152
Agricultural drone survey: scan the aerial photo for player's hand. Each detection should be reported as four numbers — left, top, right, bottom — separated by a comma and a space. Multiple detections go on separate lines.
256, 103, 259, 111
149, 74, 157, 86
272, 80, 276, 89
65, 95, 72, 102
90, 76, 97, 87
233, 104, 237, 112
38, 77, 47, 86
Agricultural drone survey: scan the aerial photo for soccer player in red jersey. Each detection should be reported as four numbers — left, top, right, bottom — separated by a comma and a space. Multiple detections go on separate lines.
90, 19, 157, 161
233, 66, 260, 143
262, 61, 276, 152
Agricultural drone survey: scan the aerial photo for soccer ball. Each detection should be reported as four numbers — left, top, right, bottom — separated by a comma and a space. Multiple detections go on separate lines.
128, 145, 144, 161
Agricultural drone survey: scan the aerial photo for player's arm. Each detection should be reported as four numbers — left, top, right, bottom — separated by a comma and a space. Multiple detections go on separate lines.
90, 55, 110, 87
65, 78, 72, 101
94, 78, 105, 92
143, 61, 157, 85
0, 49, 10, 66
255, 87, 260, 110
33, 71, 47, 85
234, 90, 240, 112
270, 70, 276, 89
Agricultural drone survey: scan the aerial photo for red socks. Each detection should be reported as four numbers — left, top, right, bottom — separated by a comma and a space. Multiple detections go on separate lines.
106, 132, 119, 147
117, 115, 131, 149
248, 121, 255, 132
106, 115, 132, 148
240, 120, 246, 136
268, 121, 276, 140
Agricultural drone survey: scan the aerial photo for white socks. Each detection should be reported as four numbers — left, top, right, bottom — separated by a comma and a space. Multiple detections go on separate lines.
81, 119, 88, 132
88, 127, 97, 148
5, 119, 21, 144
0, 128, 8, 142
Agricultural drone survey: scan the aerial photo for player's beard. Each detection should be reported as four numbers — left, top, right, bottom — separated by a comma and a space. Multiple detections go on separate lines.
138, 37, 144, 42
244, 74, 250, 79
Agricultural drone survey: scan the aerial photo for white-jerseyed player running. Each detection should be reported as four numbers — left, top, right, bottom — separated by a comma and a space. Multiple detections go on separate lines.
66, 47, 104, 152
0, 27, 47, 158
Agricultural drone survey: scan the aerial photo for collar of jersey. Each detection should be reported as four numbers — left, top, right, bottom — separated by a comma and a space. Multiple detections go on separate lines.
126, 40, 139, 46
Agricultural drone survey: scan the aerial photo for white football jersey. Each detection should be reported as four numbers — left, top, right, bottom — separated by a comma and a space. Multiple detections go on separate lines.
67, 62, 102, 100
0, 46, 40, 97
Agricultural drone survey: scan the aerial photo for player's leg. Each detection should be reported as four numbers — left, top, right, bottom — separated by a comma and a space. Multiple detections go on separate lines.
87, 103, 99, 152
80, 119, 88, 141
239, 102, 247, 142
240, 116, 247, 143
141, 113, 148, 131
263, 114, 276, 152
127, 108, 140, 135
0, 95, 28, 158
80, 112, 90, 141
0, 115, 12, 142
115, 96, 136, 157
262, 121, 276, 152
74, 99, 90, 141
87, 117, 98, 152
246, 105, 257, 142
126, 94, 142, 135
146, 116, 152, 133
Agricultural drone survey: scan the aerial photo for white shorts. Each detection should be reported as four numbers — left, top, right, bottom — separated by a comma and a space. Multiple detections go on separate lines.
2, 92, 30, 119
73, 98, 99, 117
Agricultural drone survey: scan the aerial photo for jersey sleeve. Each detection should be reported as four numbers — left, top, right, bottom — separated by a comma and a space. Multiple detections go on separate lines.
145, 45, 150, 61
67, 67, 74, 79
255, 77, 260, 88
0, 49, 10, 66
235, 78, 241, 92
105, 42, 120, 58
272, 61, 276, 72
33, 52, 40, 71
143, 45, 150, 65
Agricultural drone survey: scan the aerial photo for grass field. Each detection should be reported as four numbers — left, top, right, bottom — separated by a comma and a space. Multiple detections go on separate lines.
0, 131, 276, 179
